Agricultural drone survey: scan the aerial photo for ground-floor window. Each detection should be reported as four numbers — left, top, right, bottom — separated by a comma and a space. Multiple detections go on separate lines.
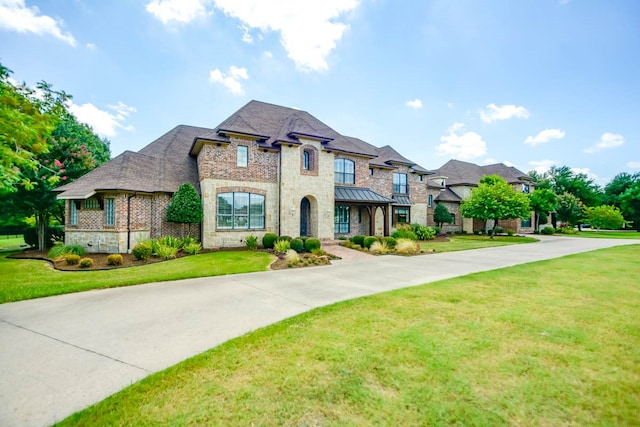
393, 207, 410, 225
521, 218, 532, 227
217, 192, 265, 230
450, 211, 455, 224
69, 201, 78, 226
105, 199, 115, 226
335, 205, 350, 233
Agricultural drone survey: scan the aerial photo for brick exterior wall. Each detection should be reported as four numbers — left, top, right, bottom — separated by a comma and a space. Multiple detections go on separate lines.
334, 154, 370, 189
197, 137, 278, 183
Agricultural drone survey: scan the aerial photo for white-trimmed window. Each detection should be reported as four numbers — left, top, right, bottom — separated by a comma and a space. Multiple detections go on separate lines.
217, 192, 265, 230
237, 145, 248, 167
105, 199, 115, 226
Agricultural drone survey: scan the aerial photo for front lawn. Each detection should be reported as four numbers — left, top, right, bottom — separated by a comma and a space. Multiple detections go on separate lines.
0, 236, 26, 251
420, 234, 538, 252
57, 245, 640, 426
562, 230, 640, 239
0, 251, 275, 303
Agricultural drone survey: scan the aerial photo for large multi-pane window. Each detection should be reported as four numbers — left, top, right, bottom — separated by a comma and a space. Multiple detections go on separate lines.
69, 201, 78, 226
237, 145, 248, 167
334, 205, 350, 233
393, 173, 408, 194
217, 192, 265, 230
105, 199, 115, 226
334, 158, 355, 184
393, 207, 410, 225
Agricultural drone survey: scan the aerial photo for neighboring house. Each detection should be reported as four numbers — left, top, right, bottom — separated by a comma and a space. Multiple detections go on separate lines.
425, 159, 535, 234
56, 100, 433, 253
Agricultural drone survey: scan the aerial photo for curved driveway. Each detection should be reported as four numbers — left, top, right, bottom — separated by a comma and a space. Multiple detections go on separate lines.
1, 235, 639, 426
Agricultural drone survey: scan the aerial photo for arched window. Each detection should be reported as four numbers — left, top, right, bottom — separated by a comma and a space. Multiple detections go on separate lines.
303, 150, 310, 170
334, 158, 355, 184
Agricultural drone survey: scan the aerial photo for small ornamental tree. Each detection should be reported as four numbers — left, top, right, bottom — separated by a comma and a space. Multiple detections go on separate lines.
460, 175, 531, 239
586, 205, 625, 231
529, 188, 558, 230
166, 183, 203, 237
433, 203, 453, 229
555, 192, 585, 228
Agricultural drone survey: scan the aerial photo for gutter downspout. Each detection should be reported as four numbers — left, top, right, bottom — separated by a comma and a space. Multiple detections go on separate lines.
127, 194, 136, 252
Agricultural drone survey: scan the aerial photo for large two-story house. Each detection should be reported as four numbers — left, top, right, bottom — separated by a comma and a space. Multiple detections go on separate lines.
55, 100, 434, 252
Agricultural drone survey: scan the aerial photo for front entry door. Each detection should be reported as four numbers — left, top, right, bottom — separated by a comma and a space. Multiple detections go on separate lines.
300, 197, 310, 237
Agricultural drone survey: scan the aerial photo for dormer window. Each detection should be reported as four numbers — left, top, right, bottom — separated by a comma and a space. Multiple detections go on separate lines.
237, 145, 248, 167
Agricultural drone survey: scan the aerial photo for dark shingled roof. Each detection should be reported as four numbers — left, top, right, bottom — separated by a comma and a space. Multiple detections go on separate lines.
335, 187, 393, 203
392, 195, 414, 205
434, 159, 532, 186
56, 125, 201, 198
435, 188, 462, 202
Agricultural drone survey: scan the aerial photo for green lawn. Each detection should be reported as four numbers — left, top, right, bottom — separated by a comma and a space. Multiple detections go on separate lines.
0, 251, 275, 303
421, 234, 538, 252
57, 245, 640, 426
563, 230, 640, 239
0, 236, 26, 251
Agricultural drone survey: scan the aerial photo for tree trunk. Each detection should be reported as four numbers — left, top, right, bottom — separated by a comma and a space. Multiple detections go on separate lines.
36, 212, 49, 251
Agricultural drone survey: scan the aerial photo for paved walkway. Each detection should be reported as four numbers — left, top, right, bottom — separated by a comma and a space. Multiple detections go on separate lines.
1, 235, 638, 426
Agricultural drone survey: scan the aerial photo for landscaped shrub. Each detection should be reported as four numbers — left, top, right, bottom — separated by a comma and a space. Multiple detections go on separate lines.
183, 242, 202, 255
506, 229, 515, 236
395, 238, 420, 255
369, 240, 391, 254
363, 236, 379, 249
107, 254, 124, 266
541, 226, 555, 235
557, 226, 578, 234
155, 243, 178, 260
182, 236, 198, 247
284, 249, 299, 264
48, 244, 85, 259
290, 238, 305, 253
431, 226, 441, 235
278, 235, 292, 242
274, 239, 291, 254
351, 235, 366, 246
132, 242, 152, 261
79, 257, 94, 268
473, 229, 483, 235
304, 238, 321, 252
392, 224, 417, 241
262, 233, 278, 249
410, 224, 435, 240
381, 236, 397, 249
65, 254, 80, 265
155, 236, 183, 249
245, 235, 258, 251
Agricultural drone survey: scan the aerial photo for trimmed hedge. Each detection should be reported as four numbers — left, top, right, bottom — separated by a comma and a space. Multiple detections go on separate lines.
290, 238, 305, 253
132, 243, 152, 261
107, 254, 124, 266
363, 236, 379, 249
304, 238, 321, 252
79, 257, 94, 268
262, 233, 278, 249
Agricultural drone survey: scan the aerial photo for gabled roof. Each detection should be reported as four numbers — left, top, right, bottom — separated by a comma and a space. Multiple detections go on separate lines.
435, 187, 462, 202
434, 159, 532, 186
369, 145, 432, 174
56, 125, 201, 198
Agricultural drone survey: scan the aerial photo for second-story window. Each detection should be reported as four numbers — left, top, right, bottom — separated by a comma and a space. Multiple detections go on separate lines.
523, 183, 530, 193
237, 145, 248, 167
393, 173, 408, 194
335, 158, 355, 184
303, 150, 310, 170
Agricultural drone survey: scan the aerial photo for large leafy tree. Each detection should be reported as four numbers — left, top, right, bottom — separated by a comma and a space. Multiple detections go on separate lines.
166, 183, 203, 237
586, 205, 625, 231
460, 175, 531, 238
433, 203, 453, 228
603, 172, 638, 207
548, 165, 602, 207
555, 192, 585, 228
0, 64, 67, 192
619, 181, 640, 231
0, 65, 110, 249
529, 188, 557, 230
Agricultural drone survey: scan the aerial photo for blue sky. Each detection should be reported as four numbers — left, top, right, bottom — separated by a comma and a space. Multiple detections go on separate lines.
1, 0, 638, 186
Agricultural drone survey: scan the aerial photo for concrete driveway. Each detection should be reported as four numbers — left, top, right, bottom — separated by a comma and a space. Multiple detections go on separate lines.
1, 235, 638, 426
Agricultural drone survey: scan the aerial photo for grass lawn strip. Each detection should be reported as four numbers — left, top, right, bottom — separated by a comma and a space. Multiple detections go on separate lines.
563, 230, 640, 239
421, 234, 538, 253
57, 245, 640, 426
0, 251, 275, 304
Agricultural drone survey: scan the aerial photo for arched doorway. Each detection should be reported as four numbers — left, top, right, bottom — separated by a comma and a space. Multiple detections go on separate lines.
300, 197, 311, 237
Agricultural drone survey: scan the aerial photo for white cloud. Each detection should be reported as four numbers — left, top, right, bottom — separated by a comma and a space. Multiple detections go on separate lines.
145, 0, 210, 24
86, 42, 96, 50
264, 50, 273, 58
0, 0, 76, 46
239, 24, 253, 43
406, 99, 422, 109
503, 160, 515, 167
209, 65, 248, 94
480, 103, 530, 124
437, 123, 487, 160
628, 161, 640, 169
571, 167, 600, 183
524, 128, 565, 146
583, 132, 624, 153
447, 102, 455, 109
528, 159, 557, 174
68, 101, 136, 137
214, 0, 360, 72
